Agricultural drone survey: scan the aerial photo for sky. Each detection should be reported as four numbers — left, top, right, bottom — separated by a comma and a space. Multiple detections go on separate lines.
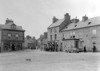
0, 0, 100, 39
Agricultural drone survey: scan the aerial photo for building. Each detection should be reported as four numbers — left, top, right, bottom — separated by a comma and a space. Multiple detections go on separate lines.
48, 13, 100, 52
42, 32, 48, 51
23, 36, 36, 49
0, 18, 25, 52
47, 13, 71, 51
37, 34, 44, 50
37, 32, 48, 51
61, 15, 100, 52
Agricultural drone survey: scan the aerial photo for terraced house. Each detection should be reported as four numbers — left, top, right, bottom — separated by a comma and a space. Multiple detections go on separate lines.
48, 13, 100, 52
0, 18, 25, 52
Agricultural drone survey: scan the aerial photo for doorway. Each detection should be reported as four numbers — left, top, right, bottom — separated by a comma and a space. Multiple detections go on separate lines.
75, 40, 79, 48
11, 44, 16, 51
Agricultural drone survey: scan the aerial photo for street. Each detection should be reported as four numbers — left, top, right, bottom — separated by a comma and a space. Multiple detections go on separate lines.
0, 50, 99, 71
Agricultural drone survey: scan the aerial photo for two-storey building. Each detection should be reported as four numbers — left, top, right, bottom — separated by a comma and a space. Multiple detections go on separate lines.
0, 18, 25, 52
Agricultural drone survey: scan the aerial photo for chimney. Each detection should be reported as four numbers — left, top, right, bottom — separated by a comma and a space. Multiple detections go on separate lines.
64, 13, 70, 21
5, 18, 14, 24
74, 17, 79, 23
71, 17, 79, 23
52, 16, 58, 23
82, 15, 88, 21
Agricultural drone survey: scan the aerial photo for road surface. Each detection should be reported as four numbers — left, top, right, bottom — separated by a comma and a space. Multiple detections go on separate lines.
0, 49, 99, 71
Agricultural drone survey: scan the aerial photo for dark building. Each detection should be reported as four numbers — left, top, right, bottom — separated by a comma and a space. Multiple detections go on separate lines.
0, 18, 25, 52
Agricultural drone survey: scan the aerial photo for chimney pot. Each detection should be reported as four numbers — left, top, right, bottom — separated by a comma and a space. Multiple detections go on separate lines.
82, 15, 88, 21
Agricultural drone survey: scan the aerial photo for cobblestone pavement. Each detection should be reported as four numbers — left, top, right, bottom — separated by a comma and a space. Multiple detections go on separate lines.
0, 49, 99, 71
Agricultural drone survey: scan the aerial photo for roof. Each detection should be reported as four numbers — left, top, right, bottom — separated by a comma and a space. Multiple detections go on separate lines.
0, 23, 25, 31
62, 16, 100, 31
25, 38, 35, 43
48, 19, 64, 28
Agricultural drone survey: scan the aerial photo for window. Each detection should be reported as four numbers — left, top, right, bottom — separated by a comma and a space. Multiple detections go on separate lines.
50, 35, 52, 41
70, 32, 75, 38
55, 34, 57, 40
74, 25, 77, 27
50, 29, 52, 33
8, 33, 11, 37
73, 32, 75, 36
54, 28, 57, 33
92, 29, 96, 35
70, 32, 72, 36
15, 34, 19, 39
73, 35, 75, 38
88, 22, 91, 25
8, 33, 11, 39
11, 24, 16, 29
16, 34, 19, 37
70, 36, 72, 38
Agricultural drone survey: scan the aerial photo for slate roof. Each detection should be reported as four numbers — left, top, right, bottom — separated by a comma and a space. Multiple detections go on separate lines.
48, 19, 64, 28
62, 16, 100, 31
25, 38, 35, 43
0, 23, 25, 31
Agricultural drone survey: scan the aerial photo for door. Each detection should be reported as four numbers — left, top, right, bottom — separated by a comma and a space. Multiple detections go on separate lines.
11, 43, 16, 51
75, 40, 79, 48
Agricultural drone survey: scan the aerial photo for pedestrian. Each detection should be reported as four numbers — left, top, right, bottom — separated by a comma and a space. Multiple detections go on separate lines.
93, 45, 96, 52
84, 46, 86, 52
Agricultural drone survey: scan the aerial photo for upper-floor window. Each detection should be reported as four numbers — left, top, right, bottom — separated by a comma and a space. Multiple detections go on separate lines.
54, 28, 57, 33
8, 33, 11, 37
74, 25, 77, 27
73, 32, 75, 36
11, 24, 16, 29
8, 33, 11, 39
92, 29, 96, 35
50, 35, 52, 41
88, 22, 91, 25
55, 34, 57, 40
50, 29, 52, 33
73, 35, 75, 38
62, 34, 65, 40
15, 34, 19, 39
70, 32, 75, 38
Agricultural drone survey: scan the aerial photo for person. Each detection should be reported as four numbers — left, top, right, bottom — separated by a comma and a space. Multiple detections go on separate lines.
93, 45, 96, 52
84, 46, 86, 52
